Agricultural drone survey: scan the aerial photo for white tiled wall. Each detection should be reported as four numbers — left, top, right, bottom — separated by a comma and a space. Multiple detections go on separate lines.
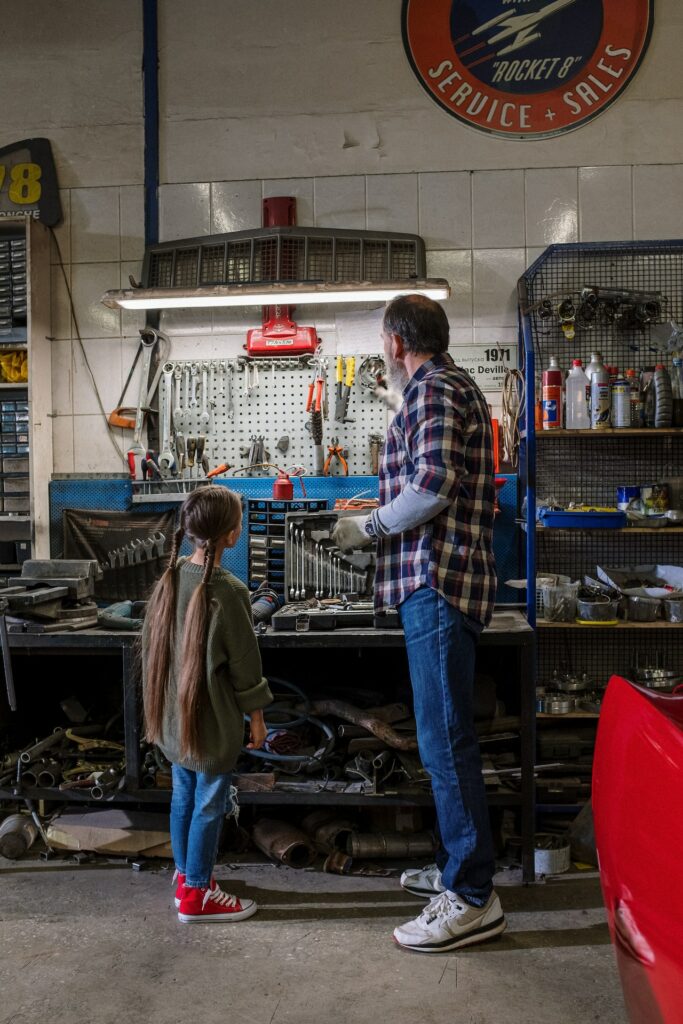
48, 163, 683, 473
9, 0, 679, 473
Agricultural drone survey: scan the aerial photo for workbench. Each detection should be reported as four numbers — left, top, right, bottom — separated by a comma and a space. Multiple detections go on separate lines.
0, 609, 535, 881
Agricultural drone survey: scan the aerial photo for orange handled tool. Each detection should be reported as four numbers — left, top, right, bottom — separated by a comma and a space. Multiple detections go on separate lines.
207, 463, 231, 479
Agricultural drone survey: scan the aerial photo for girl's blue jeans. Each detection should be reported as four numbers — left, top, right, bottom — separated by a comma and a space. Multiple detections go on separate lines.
398, 586, 495, 906
170, 764, 235, 888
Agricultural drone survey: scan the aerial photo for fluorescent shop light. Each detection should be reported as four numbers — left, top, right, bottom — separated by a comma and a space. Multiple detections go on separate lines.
102, 279, 450, 311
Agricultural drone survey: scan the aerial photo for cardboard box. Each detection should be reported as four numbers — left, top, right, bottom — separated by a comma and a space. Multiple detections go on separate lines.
46, 808, 172, 858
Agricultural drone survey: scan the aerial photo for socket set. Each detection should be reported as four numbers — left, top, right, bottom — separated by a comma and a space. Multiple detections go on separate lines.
272, 510, 400, 630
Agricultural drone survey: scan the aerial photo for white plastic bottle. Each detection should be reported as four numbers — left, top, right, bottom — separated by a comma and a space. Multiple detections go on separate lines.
586, 352, 604, 382
565, 359, 590, 429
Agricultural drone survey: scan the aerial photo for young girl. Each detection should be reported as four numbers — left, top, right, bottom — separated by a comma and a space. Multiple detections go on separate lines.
142, 485, 272, 923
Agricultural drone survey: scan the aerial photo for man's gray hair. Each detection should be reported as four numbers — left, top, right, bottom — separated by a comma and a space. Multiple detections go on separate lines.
383, 294, 449, 356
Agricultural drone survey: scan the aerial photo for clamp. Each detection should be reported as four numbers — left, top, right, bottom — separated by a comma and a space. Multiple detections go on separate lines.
323, 437, 348, 476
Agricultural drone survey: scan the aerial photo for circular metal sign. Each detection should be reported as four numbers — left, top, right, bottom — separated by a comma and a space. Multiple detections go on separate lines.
402, 0, 654, 139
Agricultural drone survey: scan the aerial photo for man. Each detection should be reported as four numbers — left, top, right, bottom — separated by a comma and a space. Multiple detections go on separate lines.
331, 294, 504, 954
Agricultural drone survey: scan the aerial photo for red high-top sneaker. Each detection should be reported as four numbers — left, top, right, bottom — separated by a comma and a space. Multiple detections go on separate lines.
173, 869, 186, 909
173, 869, 218, 908
178, 884, 257, 923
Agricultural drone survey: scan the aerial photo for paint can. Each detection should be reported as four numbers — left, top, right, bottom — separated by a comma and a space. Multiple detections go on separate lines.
616, 485, 641, 511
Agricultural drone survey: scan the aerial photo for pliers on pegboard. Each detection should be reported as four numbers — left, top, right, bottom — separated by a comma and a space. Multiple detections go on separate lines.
323, 437, 348, 476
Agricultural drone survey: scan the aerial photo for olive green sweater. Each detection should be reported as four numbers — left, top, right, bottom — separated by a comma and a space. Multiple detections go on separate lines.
142, 559, 272, 774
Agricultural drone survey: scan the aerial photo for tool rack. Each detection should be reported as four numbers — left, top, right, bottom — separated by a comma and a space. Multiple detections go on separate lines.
133, 353, 389, 500
518, 241, 683, 813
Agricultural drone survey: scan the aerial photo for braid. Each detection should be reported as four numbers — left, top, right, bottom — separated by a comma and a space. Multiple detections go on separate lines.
169, 525, 184, 569
142, 525, 184, 745
202, 540, 216, 583
178, 538, 215, 757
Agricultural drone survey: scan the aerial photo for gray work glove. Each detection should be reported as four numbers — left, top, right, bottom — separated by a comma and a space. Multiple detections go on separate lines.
331, 514, 373, 554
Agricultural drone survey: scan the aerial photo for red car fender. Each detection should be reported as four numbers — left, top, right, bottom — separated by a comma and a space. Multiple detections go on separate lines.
593, 675, 683, 1023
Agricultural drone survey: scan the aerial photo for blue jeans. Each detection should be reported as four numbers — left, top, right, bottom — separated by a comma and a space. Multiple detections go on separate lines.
398, 587, 495, 905
170, 765, 235, 888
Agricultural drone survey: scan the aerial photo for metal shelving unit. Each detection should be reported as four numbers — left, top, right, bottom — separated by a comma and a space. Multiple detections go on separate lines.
518, 240, 683, 810
0, 615, 536, 881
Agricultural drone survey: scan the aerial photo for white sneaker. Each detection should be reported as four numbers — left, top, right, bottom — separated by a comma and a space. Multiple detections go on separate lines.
393, 890, 506, 953
400, 863, 446, 898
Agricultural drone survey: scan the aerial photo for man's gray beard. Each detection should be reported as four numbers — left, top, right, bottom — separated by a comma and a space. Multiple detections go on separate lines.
386, 356, 409, 393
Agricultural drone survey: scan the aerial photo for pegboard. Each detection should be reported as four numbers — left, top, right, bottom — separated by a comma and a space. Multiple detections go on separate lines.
159, 357, 389, 477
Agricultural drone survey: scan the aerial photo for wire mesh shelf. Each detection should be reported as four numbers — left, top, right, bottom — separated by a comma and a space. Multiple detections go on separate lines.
520, 241, 683, 376
519, 240, 683, 682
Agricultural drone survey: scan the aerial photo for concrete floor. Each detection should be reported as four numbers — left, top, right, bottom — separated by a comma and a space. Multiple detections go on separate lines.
0, 858, 626, 1024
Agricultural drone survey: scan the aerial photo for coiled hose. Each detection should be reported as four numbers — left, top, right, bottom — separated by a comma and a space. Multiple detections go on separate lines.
241, 677, 336, 767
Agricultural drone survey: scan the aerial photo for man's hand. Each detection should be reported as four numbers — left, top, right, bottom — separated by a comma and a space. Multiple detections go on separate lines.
331, 514, 373, 554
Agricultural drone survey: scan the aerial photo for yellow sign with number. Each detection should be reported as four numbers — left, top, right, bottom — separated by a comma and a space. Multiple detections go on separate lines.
0, 139, 60, 225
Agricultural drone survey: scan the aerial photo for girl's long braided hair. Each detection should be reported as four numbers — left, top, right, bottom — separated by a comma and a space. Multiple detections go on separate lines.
143, 485, 243, 758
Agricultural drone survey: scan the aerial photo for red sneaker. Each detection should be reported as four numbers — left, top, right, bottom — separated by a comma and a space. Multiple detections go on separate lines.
173, 869, 218, 908
178, 884, 257, 923
173, 869, 186, 909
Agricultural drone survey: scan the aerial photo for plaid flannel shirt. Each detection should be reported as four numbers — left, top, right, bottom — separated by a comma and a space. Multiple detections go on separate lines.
374, 352, 497, 625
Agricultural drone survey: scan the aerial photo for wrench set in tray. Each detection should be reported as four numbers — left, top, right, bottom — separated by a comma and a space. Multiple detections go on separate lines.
271, 511, 399, 631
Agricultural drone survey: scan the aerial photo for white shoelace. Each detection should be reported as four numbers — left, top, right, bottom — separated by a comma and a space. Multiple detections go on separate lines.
202, 886, 239, 910
172, 868, 181, 884
421, 892, 465, 924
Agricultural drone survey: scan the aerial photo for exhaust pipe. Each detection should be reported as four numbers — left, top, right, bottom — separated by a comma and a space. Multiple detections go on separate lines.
310, 700, 417, 751
347, 832, 437, 859
301, 810, 354, 853
252, 818, 316, 868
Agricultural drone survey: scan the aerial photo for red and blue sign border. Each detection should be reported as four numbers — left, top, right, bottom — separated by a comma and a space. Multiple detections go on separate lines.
401, 0, 655, 140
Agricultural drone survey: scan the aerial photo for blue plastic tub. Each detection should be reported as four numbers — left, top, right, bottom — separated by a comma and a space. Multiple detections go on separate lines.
538, 508, 627, 529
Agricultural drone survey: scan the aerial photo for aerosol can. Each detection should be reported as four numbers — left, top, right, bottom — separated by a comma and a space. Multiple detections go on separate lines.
590, 354, 611, 430
611, 374, 631, 429
542, 356, 563, 430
